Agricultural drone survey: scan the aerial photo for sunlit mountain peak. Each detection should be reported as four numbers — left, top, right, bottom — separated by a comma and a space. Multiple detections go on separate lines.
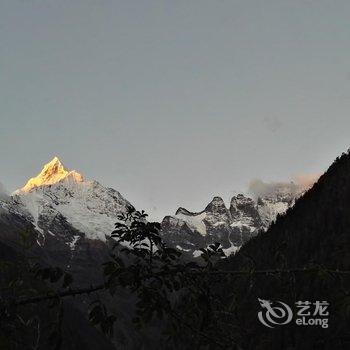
17, 157, 84, 193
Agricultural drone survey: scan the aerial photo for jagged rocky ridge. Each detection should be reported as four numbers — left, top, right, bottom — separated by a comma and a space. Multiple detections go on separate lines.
161, 187, 302, 257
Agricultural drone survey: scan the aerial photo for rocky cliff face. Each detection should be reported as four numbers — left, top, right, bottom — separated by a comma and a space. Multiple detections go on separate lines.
161, 187, 303, 258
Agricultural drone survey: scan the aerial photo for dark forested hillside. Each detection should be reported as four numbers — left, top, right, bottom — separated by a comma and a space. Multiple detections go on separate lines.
234, 151, 350, 269
219, 151, 350, 349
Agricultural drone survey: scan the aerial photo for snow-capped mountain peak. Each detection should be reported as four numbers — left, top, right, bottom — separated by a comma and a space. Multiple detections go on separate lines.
17, 157, 84, 193
9, 158, 133, 243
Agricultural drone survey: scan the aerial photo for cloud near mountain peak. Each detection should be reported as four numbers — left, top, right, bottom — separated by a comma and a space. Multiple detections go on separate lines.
248, 173, 321, 199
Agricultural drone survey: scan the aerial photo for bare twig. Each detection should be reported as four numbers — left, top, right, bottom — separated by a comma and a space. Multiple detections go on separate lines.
10, 268, 349, 307
13, 284, 105, 306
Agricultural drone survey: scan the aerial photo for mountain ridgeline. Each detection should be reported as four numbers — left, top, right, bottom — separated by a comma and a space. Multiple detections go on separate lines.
2, 157, 303, 258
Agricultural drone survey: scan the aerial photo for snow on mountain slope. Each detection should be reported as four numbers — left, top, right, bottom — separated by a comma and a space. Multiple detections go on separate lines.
161, 187, 304, 257
12, 157, 133, 242
175, 209, 207, 236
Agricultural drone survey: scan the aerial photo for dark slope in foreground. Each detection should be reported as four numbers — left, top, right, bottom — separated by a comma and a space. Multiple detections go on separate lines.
220, 151, 350, 350
0, 205, 158, 349
0, 209, 116, 350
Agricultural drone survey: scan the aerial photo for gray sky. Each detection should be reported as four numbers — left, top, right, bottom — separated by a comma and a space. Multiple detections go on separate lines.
1, 0, 350, 220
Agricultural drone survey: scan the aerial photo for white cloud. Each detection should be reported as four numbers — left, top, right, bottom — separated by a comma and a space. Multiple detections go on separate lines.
248, 173, 321, 199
